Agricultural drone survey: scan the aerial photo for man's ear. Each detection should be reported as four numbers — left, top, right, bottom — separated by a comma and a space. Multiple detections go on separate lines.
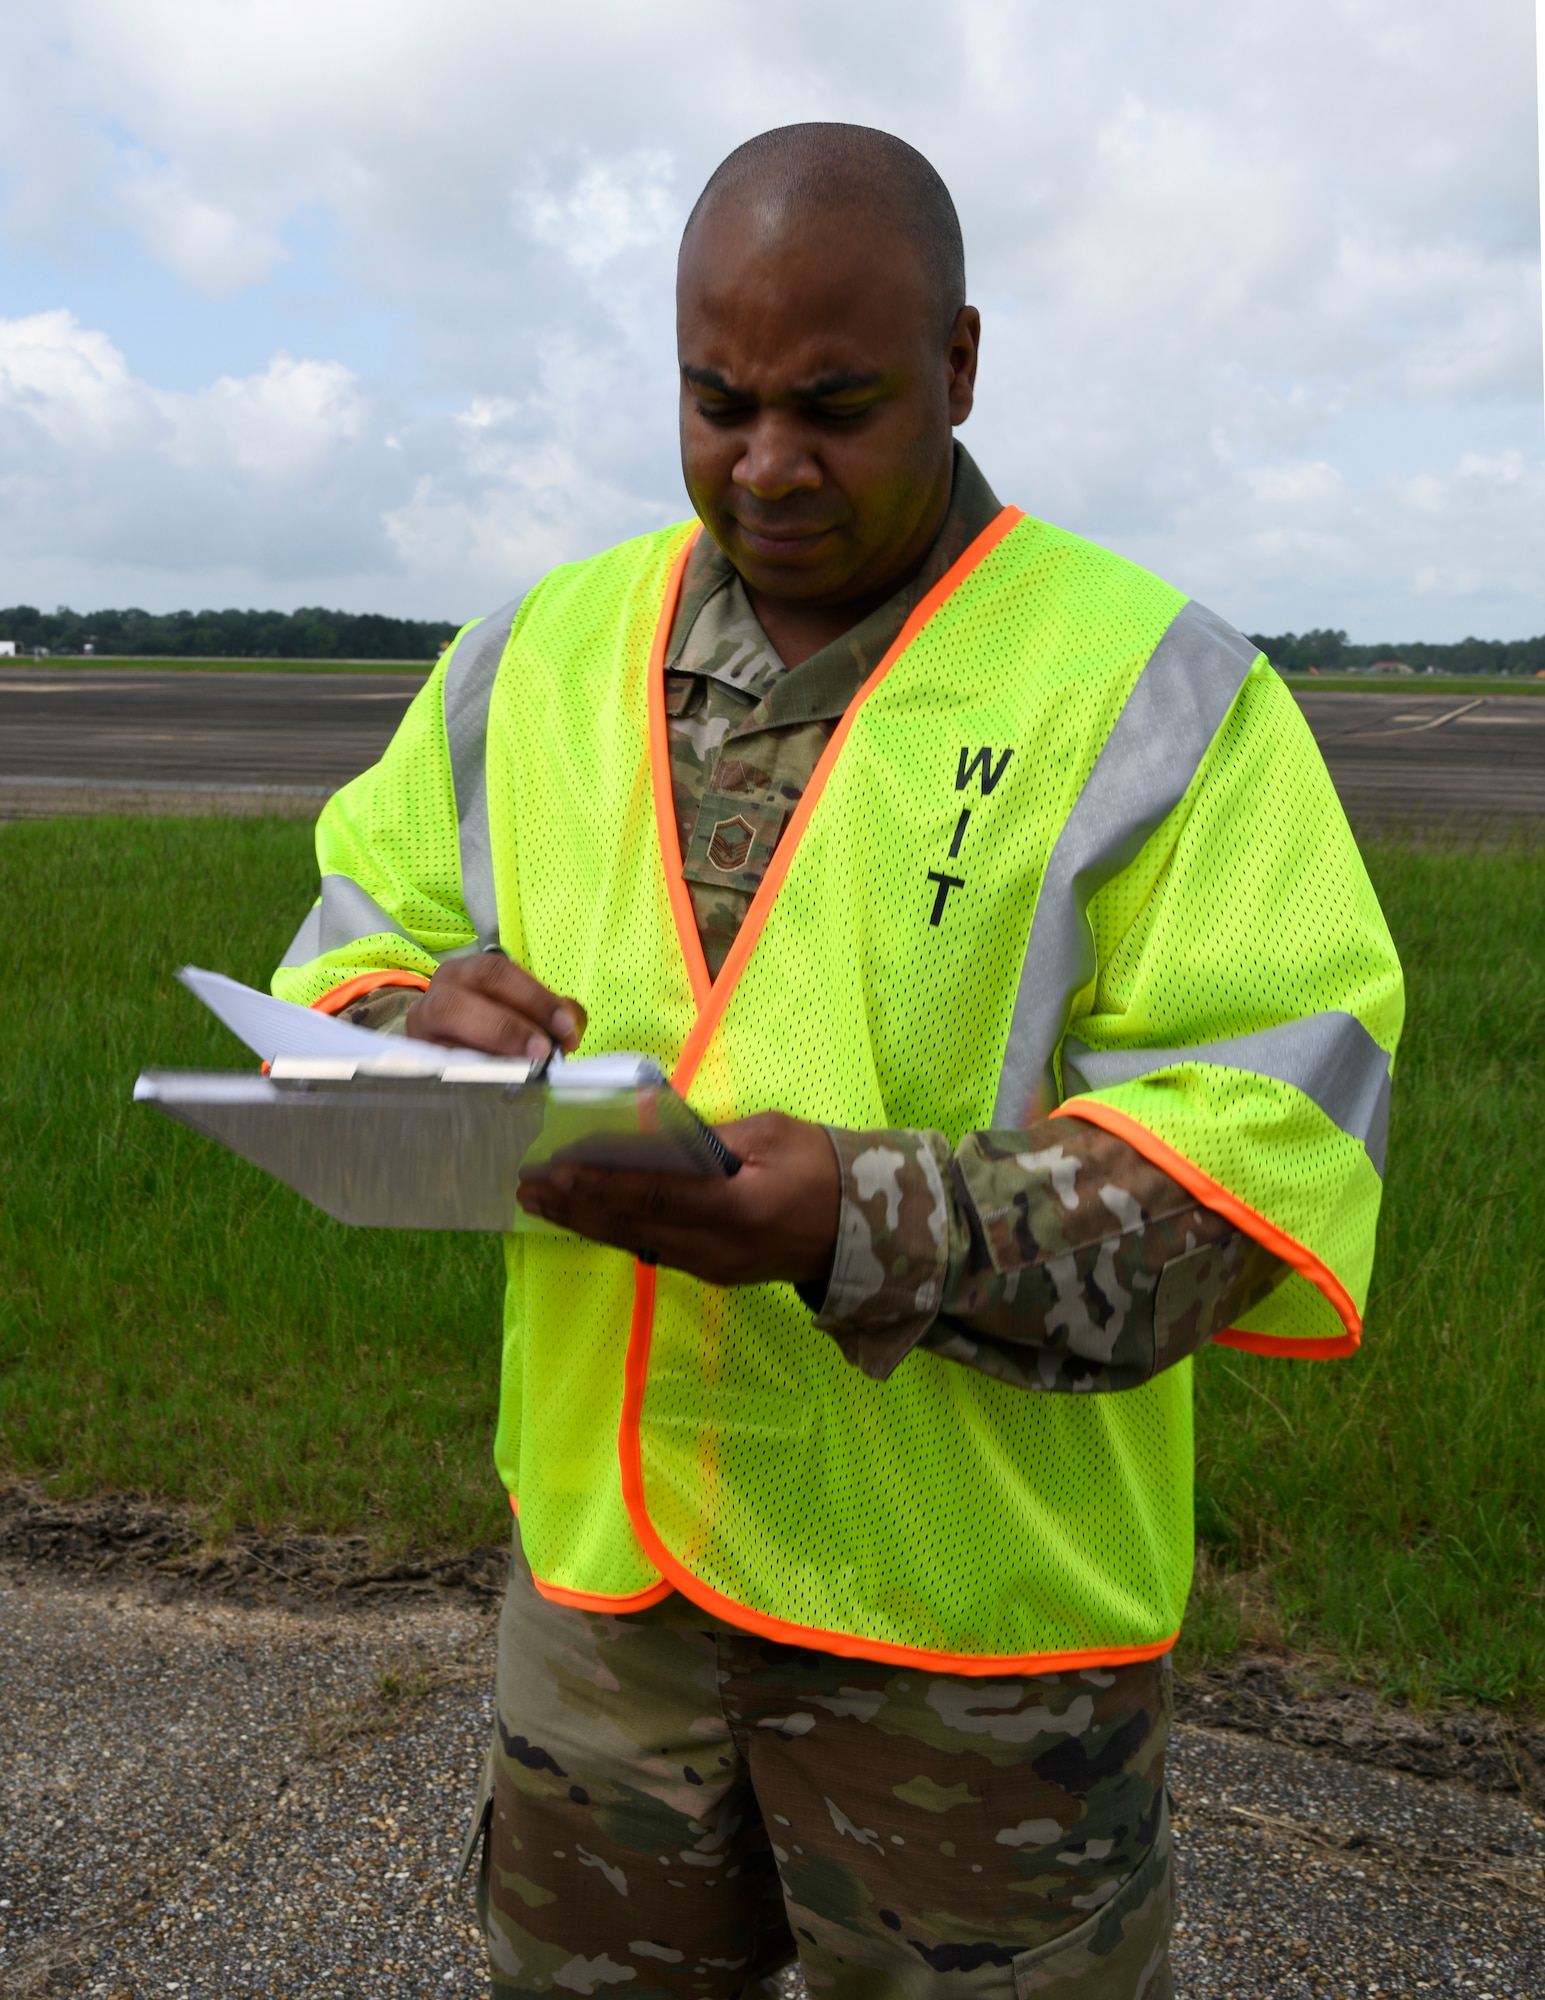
947, 306, 980, 426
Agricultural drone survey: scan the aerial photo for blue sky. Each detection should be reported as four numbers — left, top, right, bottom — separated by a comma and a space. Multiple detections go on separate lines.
0, 0, 1540, 640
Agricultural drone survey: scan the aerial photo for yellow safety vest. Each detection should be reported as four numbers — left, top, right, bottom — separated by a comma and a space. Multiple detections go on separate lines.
274, 507, 1403, 1672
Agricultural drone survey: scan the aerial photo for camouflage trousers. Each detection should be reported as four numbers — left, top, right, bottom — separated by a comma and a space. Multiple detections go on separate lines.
462, 1537, 1173, 1999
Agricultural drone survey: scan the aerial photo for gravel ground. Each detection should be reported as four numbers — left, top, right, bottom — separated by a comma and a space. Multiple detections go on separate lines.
2, 1559, 1542, 1998
0, 1563, 494, 1998
1170, 1730, 1544, 1996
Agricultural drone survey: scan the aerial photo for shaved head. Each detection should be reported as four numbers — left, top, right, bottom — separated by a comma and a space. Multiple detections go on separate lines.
685, 123, 966, 337
676, 122, 980, 661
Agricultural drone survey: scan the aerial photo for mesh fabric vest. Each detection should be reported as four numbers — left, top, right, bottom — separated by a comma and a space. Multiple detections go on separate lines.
275, 507, 1400, 1672
503, 511, 1213, 1671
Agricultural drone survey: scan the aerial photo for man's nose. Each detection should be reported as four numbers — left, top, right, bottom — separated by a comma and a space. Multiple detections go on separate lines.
733, 412, 822, 500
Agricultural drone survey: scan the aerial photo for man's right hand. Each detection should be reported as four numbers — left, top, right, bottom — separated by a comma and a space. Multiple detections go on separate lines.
405, 953, 587, 1060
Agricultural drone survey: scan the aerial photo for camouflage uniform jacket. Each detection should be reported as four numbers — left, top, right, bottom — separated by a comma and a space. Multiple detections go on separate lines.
343, 445, 1285, 1391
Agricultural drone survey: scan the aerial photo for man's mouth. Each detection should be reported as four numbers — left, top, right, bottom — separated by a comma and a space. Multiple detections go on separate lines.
732, 520, 840, 556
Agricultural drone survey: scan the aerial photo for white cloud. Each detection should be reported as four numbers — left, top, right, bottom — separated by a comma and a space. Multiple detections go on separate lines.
0, 0, 1539, 635
166, 355, 370, 479
517, 151, 679, 277
0, 311, 392, 586
0, 310, 153, 453
384, 439, 664, 597
114, 157, 288, 300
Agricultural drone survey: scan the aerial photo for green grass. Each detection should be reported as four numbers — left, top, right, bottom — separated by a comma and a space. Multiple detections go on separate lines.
1185, 835, 1545, 1705
0, 817, 506, 1553
2, 817, 1542, 1704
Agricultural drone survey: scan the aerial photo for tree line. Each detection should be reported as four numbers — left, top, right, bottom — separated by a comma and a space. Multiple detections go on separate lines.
1246, 628, 1545, 675
0, 604, 461, 661
4, 603, 1543, 673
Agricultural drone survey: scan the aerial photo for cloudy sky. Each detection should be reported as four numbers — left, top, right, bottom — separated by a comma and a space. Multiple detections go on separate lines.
0, 0, 1539, 639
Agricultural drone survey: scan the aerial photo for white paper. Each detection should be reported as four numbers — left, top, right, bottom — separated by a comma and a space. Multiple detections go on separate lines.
177, 966, 493, 1064
176, 966, 664, 1088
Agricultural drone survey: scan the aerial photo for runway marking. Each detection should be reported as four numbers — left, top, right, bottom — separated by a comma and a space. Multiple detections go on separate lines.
1343, 697, 1487, 740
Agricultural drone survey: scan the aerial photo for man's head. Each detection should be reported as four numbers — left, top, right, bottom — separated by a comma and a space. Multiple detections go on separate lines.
677, 124, 979, 615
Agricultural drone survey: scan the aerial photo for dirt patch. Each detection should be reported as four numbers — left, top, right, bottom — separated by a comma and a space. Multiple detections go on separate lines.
0, 1482, 507, 1608
1176, 1656, 1545, 1808
7, 1482, 1543, 1811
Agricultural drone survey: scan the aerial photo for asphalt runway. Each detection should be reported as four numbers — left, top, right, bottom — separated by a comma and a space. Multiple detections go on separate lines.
0, 666, 424, 816
1, 668, 1541, 825
1294, 689, 1545, 825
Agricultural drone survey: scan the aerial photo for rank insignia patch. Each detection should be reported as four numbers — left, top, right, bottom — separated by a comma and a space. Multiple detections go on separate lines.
707, 814, 756, 872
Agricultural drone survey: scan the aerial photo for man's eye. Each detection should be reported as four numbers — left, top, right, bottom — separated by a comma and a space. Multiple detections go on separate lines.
811, 402, 876, 424
695, 399, 752, 423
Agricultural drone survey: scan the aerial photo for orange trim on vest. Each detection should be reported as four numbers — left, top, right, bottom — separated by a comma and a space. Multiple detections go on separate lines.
617, 1271, 1176, 1670
620, 506, 1195, 1672
1215, 1326, 1359, 1359
1052, 1099, 1363, 1352
309, 969, 431, 1014
511, 1477, 674, 1607
669, 505, 1027, 1085
647, 529, 712, 1012
529, 1571, 676, 1614
502, 542, 701, 1624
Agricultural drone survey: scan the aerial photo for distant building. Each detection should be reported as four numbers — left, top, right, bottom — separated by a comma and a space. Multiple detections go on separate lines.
0, 640, 15, 656
1369, 660, 1414, 674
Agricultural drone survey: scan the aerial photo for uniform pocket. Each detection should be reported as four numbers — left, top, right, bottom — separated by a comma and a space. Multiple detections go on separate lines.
454, 1738, 495, 1887
1012, 1799, 1172, 2000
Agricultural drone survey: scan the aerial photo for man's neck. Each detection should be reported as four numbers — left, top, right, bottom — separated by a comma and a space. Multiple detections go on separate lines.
742, 573, 916, 671
741, 474, 954, 671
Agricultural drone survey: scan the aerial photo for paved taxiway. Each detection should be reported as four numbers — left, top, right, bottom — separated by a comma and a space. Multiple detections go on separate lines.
0, 666, 421, 815
1, 668, 1541, 824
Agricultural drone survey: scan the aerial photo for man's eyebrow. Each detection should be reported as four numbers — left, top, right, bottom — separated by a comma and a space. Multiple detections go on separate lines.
680, 365, 887, 401
790, 369, 886, 401
681, 366, 739, 395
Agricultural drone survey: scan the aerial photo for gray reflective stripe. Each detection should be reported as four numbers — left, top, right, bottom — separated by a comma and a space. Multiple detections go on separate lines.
317, 874, 419, 953
278, 900, 321, 970
990, 600, 1261, 1128
443, 596, 523, 950
1062, 1011, 1393, 1176
277, 874, 423, 969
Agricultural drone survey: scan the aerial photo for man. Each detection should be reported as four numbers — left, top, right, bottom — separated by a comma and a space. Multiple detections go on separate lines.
273, 125, 1402, 1996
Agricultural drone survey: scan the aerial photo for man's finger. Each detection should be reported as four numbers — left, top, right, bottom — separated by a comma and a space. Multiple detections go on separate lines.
522, 1162, 733, 1225
422, 988, 558, 1058
515, 1187, 728, 1275
469, 955, 586, 1050
407, 953, 588, 1057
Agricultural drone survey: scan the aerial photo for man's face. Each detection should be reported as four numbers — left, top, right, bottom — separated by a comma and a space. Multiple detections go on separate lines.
677, 202, 979, 608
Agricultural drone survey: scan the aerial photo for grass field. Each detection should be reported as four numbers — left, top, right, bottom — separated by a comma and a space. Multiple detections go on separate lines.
2, 816, 1542, 1706
0, 818, 506, 1554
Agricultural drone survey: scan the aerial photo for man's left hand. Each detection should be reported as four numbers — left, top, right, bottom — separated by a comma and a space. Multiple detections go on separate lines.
515, 1111, 839, 1290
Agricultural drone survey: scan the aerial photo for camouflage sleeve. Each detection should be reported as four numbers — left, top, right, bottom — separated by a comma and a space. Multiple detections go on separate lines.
813, 1119, 1286, 1390
333, 986, 422, 1035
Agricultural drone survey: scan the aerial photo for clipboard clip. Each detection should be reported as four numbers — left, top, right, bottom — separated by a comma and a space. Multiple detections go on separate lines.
267, 1054, 543, 1086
